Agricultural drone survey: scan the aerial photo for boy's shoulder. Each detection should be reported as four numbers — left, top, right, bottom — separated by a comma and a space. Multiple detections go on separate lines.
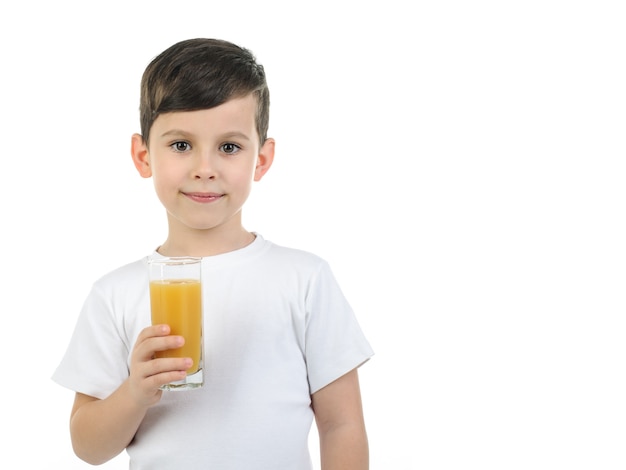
90, 256, 149, 293
261, 236, 329, 269
264, 238, 323, 261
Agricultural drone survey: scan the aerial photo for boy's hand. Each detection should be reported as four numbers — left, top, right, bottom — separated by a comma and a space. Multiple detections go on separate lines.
128, 324, 192, 407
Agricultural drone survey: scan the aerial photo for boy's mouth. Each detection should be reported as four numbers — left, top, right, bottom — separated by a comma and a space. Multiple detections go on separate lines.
183, 191, 224, 203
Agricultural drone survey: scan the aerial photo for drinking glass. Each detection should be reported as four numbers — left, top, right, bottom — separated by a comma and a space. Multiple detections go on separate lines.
148, 256, 203, 390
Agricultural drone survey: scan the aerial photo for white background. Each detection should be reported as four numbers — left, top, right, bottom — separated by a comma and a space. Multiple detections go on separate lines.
1, 1, 625, 468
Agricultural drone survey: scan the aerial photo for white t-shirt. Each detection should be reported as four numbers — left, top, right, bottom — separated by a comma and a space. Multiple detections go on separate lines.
52, 235, 373, 469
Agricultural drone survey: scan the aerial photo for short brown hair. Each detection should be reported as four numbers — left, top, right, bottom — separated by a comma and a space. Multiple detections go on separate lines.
139, 38, 270, 145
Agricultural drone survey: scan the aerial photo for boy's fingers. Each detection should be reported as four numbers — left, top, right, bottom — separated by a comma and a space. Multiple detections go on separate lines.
146, 370, 188, 390
144, 357, 193, 378
137, 324, 170, 342
135, 335, 184, 361
152, 335, 185, 352
133, 329, 184, 363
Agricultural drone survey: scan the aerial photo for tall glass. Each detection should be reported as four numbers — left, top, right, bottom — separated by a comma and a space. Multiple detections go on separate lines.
148, 256, 203, 390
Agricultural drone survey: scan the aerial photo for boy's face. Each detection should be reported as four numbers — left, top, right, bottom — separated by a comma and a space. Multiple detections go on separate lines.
131, 94, 274, 238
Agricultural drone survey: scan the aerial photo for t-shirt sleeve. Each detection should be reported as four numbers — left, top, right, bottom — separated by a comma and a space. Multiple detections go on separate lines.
304, 260, 374, 394
51, 283, 131, 399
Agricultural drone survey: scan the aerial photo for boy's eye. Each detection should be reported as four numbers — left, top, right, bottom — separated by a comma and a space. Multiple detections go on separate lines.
171, 141, 191, 152
220, 143, 241, 154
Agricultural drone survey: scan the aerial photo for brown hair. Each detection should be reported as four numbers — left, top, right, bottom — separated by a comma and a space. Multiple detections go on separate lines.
139, 38, 270, 145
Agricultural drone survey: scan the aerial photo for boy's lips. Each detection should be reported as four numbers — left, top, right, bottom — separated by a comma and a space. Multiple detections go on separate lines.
183, 191, 224, 203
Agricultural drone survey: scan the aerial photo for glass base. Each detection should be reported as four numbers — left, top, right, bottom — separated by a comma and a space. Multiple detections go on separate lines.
159, 368, 203, 391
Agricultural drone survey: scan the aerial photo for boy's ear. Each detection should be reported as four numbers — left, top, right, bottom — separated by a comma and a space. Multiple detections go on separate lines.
254, 138, 275, 182
131, 133, 152, 178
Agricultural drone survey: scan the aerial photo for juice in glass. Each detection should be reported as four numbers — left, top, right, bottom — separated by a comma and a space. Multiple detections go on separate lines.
150, 279, 202, 374
148, 256, 203, 390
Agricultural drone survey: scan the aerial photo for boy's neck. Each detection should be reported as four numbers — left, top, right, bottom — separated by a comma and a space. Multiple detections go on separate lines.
157, 227, 256, 257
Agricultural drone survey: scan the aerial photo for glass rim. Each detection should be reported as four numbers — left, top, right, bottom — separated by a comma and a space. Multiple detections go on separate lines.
147, 256, 202, 266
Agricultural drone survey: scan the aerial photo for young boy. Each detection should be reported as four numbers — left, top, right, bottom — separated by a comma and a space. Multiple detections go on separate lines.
52, 38, 373, 469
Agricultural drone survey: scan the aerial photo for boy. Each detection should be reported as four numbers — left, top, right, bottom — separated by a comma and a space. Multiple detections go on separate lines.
53, 38, 373, 469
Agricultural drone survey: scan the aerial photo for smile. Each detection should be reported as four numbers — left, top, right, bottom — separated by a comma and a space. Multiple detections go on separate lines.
183, 192, 224, 203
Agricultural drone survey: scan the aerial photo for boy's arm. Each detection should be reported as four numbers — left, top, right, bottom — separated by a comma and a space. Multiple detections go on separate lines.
69, 325, 191, 465
312, 368, 369, 470
70, 384, 148, 464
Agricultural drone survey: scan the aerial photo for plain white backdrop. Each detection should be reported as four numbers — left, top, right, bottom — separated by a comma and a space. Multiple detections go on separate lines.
2, 1, 625, 468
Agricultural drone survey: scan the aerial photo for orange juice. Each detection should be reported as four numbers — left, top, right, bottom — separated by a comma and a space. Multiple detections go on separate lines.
150, 279, 202, 374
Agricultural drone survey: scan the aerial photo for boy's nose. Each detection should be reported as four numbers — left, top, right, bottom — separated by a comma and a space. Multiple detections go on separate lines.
193, 153, 217, 179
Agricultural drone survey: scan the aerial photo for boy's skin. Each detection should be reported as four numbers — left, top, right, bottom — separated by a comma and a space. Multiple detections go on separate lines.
68, 94, 369, 468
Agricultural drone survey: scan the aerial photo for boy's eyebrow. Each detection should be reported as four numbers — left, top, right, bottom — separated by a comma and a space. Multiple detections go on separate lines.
218, 131, 252, 142
159, 129, 252, 141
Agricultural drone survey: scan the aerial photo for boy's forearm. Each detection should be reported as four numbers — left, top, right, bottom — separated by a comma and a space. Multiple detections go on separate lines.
319, 423, 369, 470
70, 380, 149, 465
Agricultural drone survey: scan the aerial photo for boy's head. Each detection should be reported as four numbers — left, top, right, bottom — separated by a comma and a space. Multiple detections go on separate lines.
139, 38, 270, 146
